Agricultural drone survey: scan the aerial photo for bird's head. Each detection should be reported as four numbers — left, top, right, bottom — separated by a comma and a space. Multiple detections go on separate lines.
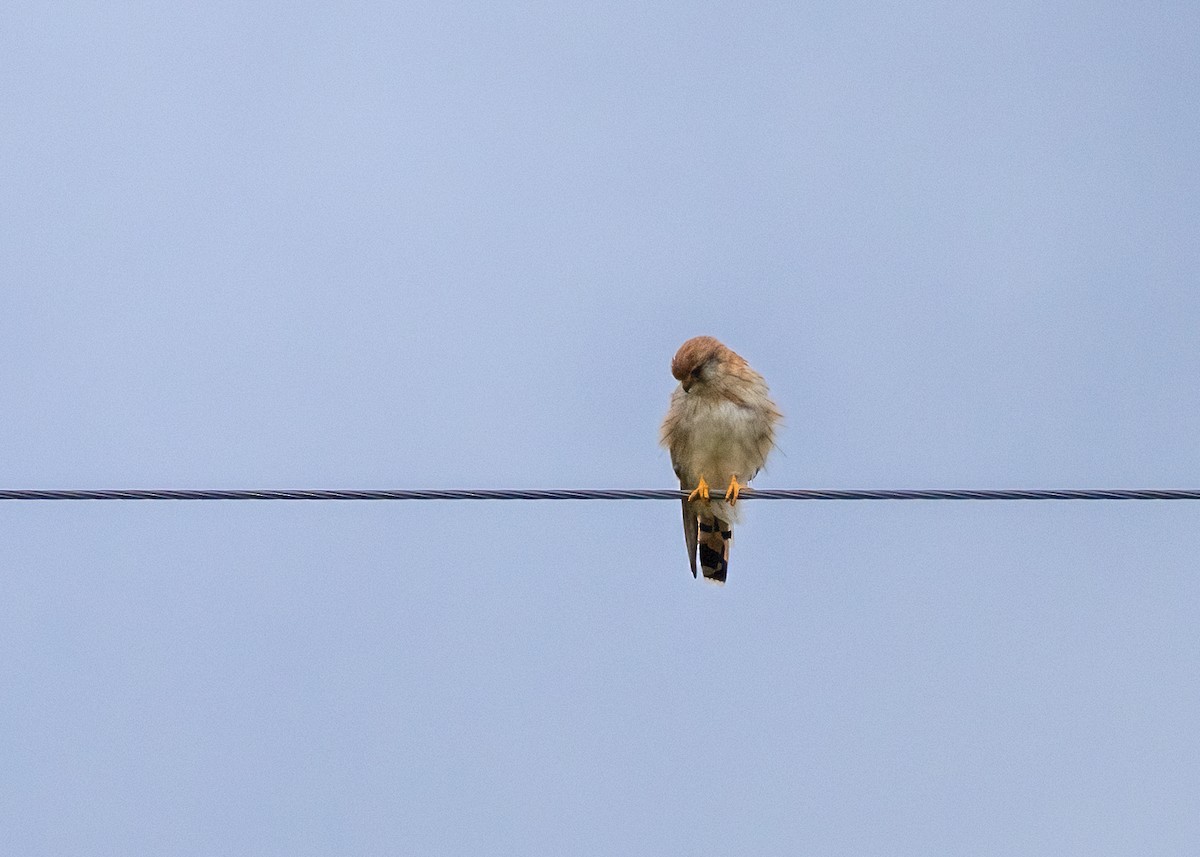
671, 336, 726, 392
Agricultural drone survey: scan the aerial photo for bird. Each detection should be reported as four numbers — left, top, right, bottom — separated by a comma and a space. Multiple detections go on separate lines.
660, 336, 782, 584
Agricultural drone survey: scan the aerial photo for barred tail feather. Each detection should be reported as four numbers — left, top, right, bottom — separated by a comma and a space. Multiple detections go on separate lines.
697, 514, 732, 584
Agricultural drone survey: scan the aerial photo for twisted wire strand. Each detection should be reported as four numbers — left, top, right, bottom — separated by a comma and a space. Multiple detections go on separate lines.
2, 488, 1200, 501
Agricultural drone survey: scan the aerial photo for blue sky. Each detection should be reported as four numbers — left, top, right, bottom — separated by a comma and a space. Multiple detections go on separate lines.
3, 2, 1199, 854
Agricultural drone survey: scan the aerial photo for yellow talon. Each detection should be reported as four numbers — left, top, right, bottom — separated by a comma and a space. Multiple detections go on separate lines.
725, 475, 741, 504
687, 476, 710, 503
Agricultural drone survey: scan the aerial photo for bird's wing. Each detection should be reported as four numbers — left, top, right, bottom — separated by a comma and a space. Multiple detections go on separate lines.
680, 497, 698, 578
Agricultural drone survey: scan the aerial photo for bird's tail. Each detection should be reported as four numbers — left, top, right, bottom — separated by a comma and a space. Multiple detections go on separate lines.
697, 513, 732, 584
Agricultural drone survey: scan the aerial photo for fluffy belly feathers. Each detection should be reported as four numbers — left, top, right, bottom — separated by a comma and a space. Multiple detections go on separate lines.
676, 396, 770, 486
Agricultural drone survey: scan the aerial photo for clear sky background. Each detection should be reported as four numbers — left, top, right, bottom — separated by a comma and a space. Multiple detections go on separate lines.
3, 1, 1199, 854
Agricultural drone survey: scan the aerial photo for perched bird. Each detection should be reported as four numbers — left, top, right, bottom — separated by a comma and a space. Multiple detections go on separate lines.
660, 336, 782, 584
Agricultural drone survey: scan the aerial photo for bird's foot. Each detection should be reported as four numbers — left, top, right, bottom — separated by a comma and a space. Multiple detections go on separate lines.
687, 476, 710, 503
724, 475, 742, 504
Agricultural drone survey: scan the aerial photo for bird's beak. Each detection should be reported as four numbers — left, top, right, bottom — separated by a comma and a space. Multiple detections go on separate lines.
681, 378, 693, 392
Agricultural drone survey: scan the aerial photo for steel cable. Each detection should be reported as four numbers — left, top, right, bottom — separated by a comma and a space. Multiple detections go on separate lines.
3, 488, 1200, 501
